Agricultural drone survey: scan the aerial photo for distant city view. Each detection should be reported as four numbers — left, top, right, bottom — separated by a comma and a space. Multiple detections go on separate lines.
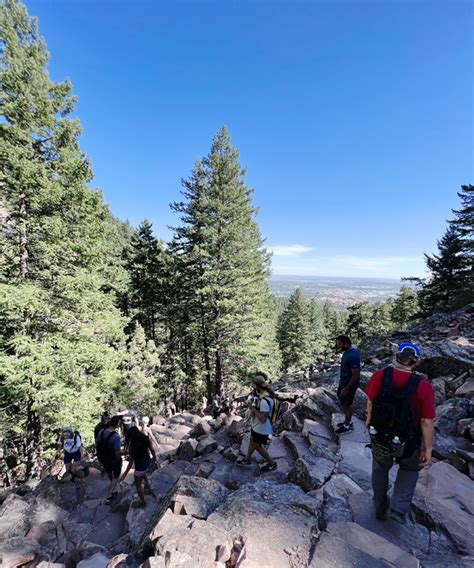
269, 275, 405, 307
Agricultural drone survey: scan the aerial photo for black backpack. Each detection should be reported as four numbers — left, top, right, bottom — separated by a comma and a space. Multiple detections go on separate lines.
96, 430, 116, 465
370, 367, 422, 443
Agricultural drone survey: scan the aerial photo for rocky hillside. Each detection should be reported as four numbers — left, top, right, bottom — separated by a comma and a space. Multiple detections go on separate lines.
1, 307, 473, 568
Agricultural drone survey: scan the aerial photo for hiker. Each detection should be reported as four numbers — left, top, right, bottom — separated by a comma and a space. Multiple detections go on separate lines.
96, 415, 122, 505
120, 424, 157, 507
335, 334, 361, 434
199, 395, 208, 416
236, 373, 277, 472
212, 394, 222, 419
365, 342, 435, 522
94, 412, 110, 440
58, 427, 84, 480
138, 416, 158, 452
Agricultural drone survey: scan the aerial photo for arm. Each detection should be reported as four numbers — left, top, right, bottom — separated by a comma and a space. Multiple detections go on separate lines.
120, 459, 133, 480
249, 399, 270, 423
419, 418, 434, 466
365, 399, 373, 428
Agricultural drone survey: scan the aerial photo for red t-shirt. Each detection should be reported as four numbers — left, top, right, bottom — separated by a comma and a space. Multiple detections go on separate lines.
365, 367, 435, 425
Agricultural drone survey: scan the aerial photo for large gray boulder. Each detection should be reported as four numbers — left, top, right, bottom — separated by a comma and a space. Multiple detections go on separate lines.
435, 398, 470, 437
0, 494, 30, 540
413, 461, 474, 555
288, 456, 334, 492
170, 476, 229, 520
312, 522, 420, 567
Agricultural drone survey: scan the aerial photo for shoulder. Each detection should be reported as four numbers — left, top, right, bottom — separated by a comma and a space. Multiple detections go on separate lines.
260, 397, 271, 411
417, 377, 435, 396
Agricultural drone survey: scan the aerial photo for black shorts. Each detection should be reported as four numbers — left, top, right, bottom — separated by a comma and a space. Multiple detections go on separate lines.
251, 429, 269, 445
337, 383, 359, 407
103, 459, 122, 480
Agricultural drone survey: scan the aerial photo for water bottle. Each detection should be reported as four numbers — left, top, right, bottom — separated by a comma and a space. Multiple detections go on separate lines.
369, 426, 377, 436
391, 435, 403, 457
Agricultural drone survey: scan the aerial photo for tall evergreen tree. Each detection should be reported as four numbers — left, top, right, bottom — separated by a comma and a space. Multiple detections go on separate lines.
322, 300, 346, 356
391, 286, 418, 329
277, 288, 312, 372
419, 225, 471, 314
169, 127, 279, 398
125, 219, 169, 341
0, 0, 127, 476
308, 299, 329, 361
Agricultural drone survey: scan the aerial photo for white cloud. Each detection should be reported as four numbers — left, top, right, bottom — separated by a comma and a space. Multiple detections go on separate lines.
271, 255, 427, 279
268, 244, 313, 257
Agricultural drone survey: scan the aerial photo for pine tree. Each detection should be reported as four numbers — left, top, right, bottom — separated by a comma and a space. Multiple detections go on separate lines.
322, 300, 345, 356
121, 323, 163, 415
450, 184, 474, 307
0, 0, 127, 476
277, 288, 312, 372
392, 286, 418, 329
125, 219, 169, 341
419, 225, 470, 314
308, 299, 329, 361
169, 127, 279, 398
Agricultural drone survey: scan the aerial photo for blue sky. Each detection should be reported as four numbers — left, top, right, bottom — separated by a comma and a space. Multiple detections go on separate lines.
26, 0, 472, 279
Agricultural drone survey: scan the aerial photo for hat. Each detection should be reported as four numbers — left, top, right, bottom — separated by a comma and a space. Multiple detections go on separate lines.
253, 375, 269, 388
63, 427, 73, 434
396, 342, 421, 358
142, 416, 150, 425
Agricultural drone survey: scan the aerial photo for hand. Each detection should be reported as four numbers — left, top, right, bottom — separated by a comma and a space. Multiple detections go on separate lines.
418, 449, 432, 467
340, 387, 349, 398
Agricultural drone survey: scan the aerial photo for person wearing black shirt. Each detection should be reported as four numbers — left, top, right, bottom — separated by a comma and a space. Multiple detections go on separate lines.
94, 413, 110, 441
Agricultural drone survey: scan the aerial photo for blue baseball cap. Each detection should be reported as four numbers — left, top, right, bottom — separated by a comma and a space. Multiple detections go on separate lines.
396, 342, 421, 358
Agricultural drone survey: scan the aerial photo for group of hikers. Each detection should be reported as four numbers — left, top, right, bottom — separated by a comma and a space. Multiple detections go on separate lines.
57, 333, 435, 522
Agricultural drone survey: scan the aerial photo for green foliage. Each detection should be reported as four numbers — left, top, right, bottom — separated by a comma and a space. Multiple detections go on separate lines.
391, 286, 418, 329
121, 323, 164, 416
169, 126, 280, 396
0, 0, 128, 475
277, 289, 312, 372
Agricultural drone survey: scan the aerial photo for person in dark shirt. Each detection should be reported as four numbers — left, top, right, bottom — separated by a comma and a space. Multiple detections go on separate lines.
94, 413, 110, 441
96, 416, 122, 505
120, 425, 156, 507
335, 334, 361, 434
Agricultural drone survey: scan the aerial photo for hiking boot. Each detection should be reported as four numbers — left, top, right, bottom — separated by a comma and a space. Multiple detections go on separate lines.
375, 499, 390, 521
389, 509, 406, 523
335, 423, 354, 434
132, 500, 146, 508
261, 461, 277, 473
336, 421, 353, 428
236, 458, 252, 467
105, 491, 118, 506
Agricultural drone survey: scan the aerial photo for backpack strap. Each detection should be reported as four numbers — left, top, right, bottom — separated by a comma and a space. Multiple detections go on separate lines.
380, 367, 394, 396
402, 373, 423, 398
262, 396, 273, 416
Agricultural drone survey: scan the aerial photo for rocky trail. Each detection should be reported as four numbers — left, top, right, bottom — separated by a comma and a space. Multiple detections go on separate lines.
1, 307, 474, 568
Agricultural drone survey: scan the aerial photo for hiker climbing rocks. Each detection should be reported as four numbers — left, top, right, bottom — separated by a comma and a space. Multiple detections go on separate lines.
199, 395, 208, 416
212, 394, 222, 419
120, 424, 157, 507
58, 427, 84, 480
96, 415, 122, 505
236, 373, 277, 472
335, 334, 361, 434
365, 342, 435, 522
94, 412, 110, 440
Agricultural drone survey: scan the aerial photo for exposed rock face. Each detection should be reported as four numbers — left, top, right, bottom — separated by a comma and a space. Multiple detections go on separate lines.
1, 308, 473, 567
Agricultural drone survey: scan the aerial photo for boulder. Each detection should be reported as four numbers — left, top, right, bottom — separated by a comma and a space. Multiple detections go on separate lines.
192, 421, 212, 438
139, 558, 166, 568
196, 462, 215, 478
302, 419, 332, 441
457, 418, 474, 439
322, 495, 354, 525
206, 481, 321, 567
299, 387, 340, 419
312, 522, 419, 567
435, 398, 471, 436
77, 553, 111, 568
171, 476, 229, 520
176, 439, 198, 461
0, 493, 30, 540
336, 440, 376, 490
287, 456, 334, 492
106, 555, 128, 568
413, 461, 474, 555
196, 435, 218, 455
456, 377, 474, 398
331, 414, 369, 444
432, 378, 447, 405
322, 473, 364, 501
149, 508, 194, 544
281, 410, 303, 432
0, 552, 36, 568
281, 431, 310, 460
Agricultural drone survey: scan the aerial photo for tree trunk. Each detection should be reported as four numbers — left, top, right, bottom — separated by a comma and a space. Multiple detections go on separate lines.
215, 350, 223, 396
199, 303, 213, 400
19, 195, 29, 279
25, 395, 43, 479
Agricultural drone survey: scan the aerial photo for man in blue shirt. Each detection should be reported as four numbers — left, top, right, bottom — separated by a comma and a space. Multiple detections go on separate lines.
335, 334, 361, 434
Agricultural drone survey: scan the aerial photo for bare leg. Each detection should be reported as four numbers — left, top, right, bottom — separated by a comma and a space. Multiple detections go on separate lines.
135, 477, 145, 504
244, 438, 257, 462
253, 443, 275, 465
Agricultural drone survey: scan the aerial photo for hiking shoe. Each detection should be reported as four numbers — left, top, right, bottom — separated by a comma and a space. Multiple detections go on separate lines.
375, 499, 390, 521
261, 462, 277, 473
105, 491, 118, 505
132, 500, 146, 508
335, 423, 354, 434
236, 458, 252, 467
336, 421, 353, 428
389, 509, 406, 523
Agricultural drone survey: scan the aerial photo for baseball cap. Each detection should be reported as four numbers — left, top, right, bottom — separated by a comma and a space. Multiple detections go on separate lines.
396, 342, 421, 358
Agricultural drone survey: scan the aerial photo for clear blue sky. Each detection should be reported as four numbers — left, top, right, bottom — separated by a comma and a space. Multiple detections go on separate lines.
26, 0, 472, 279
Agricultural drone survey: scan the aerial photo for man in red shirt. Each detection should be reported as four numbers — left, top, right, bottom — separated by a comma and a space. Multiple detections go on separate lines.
365, 342, 435, 523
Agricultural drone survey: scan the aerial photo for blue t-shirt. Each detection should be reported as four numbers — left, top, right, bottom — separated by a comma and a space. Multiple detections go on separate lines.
339, 347, 360, 388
